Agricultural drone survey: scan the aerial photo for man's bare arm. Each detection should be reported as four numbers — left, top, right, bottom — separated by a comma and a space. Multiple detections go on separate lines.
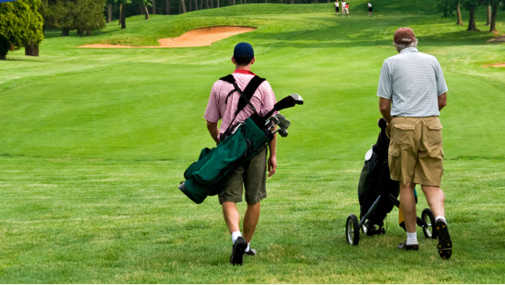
268, 134, 277, 177
438, 92, 447, 111
379, 97, 392, 123
206, 121, 219, 144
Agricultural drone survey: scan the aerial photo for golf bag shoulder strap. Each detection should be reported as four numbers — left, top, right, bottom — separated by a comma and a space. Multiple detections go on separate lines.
219, 74, 266, 116
220, 75, 242, 105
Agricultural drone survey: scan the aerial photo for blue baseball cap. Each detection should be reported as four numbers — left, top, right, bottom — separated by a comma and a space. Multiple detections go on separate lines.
233, 42, 254, 65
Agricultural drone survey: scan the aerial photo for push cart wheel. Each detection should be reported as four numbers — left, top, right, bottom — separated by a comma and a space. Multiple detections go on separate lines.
345, 214, 360, 245
422, 208, 436, 239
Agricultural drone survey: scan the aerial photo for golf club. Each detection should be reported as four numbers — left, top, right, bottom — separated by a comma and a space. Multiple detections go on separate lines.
263, 93, 304, 119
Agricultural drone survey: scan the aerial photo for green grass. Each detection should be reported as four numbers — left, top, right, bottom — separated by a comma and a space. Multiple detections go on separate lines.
1, 0, 505, 282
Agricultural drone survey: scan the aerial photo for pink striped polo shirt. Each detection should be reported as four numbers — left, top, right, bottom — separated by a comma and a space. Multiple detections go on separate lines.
204, 70, 277, 135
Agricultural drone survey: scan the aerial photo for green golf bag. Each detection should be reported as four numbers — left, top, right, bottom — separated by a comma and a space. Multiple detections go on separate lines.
181, 117, 271, 204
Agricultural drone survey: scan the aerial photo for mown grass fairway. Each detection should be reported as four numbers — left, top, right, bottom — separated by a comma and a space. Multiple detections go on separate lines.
1, 0, 505, 282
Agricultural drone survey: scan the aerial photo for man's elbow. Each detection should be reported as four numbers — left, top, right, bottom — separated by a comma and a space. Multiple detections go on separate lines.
438, 93, 447, 110
206, 121, 217, 128
379, 103, 390, 114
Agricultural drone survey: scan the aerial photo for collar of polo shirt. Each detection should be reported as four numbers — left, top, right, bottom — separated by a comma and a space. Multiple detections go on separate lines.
400, 47, 419, 53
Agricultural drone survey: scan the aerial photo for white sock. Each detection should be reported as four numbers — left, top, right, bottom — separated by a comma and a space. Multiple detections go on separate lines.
435, 216, 447, 224
231, 231, 242, 244
406, 232, 418, 245
245, 242, 251, 252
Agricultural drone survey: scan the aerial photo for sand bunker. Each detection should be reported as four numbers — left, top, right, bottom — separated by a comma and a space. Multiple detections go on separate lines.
80, 26, 256, 49
483, 63, 505, 68
487, 35, 505, 43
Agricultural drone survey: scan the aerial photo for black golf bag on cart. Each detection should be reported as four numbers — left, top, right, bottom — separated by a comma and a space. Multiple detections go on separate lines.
345, 118, 437, 245
357, 118, 399, 235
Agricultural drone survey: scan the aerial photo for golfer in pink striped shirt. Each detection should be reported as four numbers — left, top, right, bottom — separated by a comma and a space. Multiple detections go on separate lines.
204, 42, 277, 266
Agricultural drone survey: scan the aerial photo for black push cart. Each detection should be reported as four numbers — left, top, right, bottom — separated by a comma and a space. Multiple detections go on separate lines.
345, 119, 437, 245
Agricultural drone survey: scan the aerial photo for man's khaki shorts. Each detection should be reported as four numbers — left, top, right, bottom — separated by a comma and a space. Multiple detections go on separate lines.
388, 116, 444, 187
218, 147, 267, 205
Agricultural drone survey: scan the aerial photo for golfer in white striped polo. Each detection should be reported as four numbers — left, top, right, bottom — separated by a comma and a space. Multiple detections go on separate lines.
377, 27, 453, 259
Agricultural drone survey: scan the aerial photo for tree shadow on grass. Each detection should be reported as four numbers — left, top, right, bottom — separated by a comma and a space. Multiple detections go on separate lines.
249, 20, 495, 49
2, 56, 45, 62
44, 27, 119, 39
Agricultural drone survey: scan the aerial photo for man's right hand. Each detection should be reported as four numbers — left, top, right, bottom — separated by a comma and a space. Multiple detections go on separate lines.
268, 155, 277, 177
206, 121, 219, 144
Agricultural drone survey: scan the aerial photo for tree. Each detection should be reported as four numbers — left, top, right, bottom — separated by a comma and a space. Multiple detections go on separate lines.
136, 0, 151, 19
0, 0, 44, 58
463, 0, 482, 31
456, 0, 463, 25
165, 0, 170, 15
179, 0, 186, 13
488, 0, 504, 32
440, 0, 464, 25
24, 0, 44, 56
74, 0, 106, 35
106, 0, 114, 22
42, 0, 105, 36
114, 0, 131, 29
0, 34, 11, 60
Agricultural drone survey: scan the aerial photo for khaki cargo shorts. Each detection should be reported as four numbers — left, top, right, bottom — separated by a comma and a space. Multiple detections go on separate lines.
388, 117, 444, 187
218, 147, 267, 205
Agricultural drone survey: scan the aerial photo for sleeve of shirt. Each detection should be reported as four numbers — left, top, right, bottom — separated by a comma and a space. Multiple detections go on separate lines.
377, 60, 393, 99
434, 59, 449, 96
256, 81, 277, 118
204, 81, 221, 123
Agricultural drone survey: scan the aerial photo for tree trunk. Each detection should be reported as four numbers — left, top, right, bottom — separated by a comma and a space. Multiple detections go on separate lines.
486, 4, 491, 25
189, 0, 193, 10
25, 44, 39, 56
456, 1, 463, 26
62, 28, 70, 36
216, 0, 219, 8
144, 5, 150, 19
165, 0, 170, 14
152, 0, 156, 14
489, 3, 498, 33
25, 45, 31, 56
180, 0, 187, 13
120, 3, 126, 29
107, 3, 112, 22
467, 6, 478, 31
193, 0, 198, 10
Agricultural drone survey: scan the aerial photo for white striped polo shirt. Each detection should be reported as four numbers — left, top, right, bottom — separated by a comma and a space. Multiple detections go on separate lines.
377, 47, 448, 117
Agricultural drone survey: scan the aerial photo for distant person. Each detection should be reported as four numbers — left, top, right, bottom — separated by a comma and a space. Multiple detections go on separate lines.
341, 1, 347, 15
205, 42, 278, 266
334, 0, 340, 15
368, 2, 373, 16
344, 2, 350, 16
377, 27, 452, 259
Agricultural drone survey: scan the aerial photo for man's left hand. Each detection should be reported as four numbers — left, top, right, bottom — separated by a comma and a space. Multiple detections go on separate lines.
268, 155, 277, 177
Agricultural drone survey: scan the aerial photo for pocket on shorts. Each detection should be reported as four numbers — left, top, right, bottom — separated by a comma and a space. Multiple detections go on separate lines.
426, 121, 443, 145
427, 147, 444, 160
391, 123, 415, 144
388, 143, 401, 179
